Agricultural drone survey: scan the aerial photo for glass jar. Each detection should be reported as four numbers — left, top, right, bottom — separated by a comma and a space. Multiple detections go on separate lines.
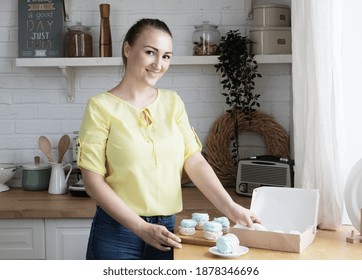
65, 23, 93, 57
192, 21, 220, 56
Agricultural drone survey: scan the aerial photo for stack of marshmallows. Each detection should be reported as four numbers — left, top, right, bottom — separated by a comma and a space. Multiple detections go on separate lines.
179, 212, 269, 255
179, 212, 231, 240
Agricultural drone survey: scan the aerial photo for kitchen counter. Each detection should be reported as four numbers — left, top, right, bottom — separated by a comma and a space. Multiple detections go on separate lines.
0, 186, 248, 220
174, 224, 362, 260
1, 187, 361, 260
0, 188, 96, 219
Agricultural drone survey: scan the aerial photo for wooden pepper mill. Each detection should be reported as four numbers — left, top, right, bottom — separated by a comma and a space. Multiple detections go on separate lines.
99, 4, 112, 57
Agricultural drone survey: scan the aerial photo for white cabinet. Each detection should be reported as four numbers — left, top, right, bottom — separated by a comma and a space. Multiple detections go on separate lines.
45, 219, 92, 260
0, 218, 92, 260
0, 219, 45, 260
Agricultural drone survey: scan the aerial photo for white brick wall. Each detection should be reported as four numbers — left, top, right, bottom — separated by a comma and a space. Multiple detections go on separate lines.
0, 0, 291, 187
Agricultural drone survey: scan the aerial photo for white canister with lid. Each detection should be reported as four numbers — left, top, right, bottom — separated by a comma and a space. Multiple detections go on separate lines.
252, 4, 291, 27
249, 26, 291, 55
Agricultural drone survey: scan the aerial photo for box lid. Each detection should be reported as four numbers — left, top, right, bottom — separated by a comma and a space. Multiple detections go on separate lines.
250, 187, 319, 232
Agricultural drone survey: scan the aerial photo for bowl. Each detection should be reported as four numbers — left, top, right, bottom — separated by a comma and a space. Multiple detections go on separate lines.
0, 164, 19, 192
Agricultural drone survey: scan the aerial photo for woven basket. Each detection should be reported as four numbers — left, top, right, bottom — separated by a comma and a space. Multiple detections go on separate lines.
205, 110, 289, 183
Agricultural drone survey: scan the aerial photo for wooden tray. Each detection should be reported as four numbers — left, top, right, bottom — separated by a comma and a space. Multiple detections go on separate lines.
176, 229, 217, 247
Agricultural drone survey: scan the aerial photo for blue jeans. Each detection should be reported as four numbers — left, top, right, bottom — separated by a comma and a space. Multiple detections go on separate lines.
86, 207, 176, 260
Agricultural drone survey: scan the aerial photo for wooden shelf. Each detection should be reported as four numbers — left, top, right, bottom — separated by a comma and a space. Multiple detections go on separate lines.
15, 55, 292, 102
15, 55, 291, 67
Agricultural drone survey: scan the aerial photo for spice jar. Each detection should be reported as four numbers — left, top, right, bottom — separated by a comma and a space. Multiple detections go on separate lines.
65, 23, 93, 57
192, 21, 220, 56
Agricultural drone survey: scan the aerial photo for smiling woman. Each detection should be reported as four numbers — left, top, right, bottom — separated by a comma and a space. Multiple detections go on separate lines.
77, 18, 259, 261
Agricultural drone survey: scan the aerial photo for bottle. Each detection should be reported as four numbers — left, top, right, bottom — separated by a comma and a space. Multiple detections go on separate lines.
99, 4, 112, 57
192, 21, 220, 56
65, 23, 93, 57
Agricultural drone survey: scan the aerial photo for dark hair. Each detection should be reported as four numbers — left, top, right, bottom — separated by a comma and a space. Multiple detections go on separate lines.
121, 18, 173, 67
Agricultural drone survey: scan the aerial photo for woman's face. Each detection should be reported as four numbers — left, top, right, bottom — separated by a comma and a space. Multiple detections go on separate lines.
124, 28, 173, 87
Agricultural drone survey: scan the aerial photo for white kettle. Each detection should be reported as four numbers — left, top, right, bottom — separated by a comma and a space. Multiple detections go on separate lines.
48, 162, 73, 195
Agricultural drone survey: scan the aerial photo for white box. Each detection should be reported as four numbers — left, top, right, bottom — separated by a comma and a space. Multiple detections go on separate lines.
249, 27, 291, 55
230, 187, 319, 253
253, 4, 291, 27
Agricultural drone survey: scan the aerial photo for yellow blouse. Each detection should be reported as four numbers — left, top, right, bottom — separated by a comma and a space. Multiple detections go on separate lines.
77, 89, 202, 216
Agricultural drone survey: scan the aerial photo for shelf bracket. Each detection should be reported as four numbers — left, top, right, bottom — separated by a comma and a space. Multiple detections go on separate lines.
246, 0, 253, 19
60, 66, 75, 102
63, 0, 72, 22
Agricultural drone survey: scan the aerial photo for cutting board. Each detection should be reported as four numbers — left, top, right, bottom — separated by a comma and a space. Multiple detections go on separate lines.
176, 229, 217, 247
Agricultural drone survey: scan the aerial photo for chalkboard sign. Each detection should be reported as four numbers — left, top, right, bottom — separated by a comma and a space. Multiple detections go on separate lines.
18, 0, 65, 57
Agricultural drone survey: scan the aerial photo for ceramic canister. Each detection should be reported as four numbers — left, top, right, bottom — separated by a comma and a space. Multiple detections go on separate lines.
22, 163, 51, 191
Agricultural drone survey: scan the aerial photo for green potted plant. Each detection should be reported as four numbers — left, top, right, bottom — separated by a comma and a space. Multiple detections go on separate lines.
215, 29, 262, 162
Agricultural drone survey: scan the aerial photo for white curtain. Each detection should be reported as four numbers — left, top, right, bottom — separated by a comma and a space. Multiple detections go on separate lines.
292, 0, 345, 229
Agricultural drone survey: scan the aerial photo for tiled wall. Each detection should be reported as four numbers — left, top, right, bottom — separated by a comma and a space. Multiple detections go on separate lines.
0, 0, 292, 186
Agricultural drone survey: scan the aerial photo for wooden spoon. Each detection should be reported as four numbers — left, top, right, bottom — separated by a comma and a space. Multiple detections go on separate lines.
38, 136, 53, 162
58, 134, 70, 163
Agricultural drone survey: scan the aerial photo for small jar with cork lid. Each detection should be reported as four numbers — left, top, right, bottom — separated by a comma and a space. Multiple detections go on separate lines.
192, 21, 220, 55
65, 23, 93, 57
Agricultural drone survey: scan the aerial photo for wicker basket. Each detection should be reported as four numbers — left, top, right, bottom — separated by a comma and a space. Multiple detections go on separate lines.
205, 110, 289, 183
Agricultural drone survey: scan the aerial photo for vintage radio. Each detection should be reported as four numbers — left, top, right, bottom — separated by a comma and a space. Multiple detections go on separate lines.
236, 155, 294, 196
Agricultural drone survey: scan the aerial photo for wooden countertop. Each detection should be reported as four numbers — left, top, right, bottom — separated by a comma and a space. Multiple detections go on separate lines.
0, 188, 96, 219
0, 186, 248, 220
174, 225, 362, 260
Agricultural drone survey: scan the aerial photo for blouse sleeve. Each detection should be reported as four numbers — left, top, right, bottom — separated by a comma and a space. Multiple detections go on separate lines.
77, 97, 109, 176
174, 95, 202, 161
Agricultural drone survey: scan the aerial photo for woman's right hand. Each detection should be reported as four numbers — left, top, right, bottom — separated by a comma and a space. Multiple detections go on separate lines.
136, 222, 182, 251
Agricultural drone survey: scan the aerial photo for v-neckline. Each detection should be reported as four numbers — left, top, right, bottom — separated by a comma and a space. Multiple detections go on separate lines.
106, 89, 159, 110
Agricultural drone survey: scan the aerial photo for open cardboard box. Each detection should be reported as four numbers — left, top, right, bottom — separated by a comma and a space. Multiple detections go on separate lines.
230, 187, 320, 253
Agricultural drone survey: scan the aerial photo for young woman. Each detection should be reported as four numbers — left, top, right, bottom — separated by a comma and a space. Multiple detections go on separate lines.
77, 18, 259, 260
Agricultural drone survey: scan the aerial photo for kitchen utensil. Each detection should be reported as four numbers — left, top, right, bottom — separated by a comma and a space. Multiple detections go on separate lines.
22, 156, 51, 191
0, 164, 19, 192
99, 4, 112, 57
58, 134, 70, 163
38, 136, 54, 162
48, 162, 73, 194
